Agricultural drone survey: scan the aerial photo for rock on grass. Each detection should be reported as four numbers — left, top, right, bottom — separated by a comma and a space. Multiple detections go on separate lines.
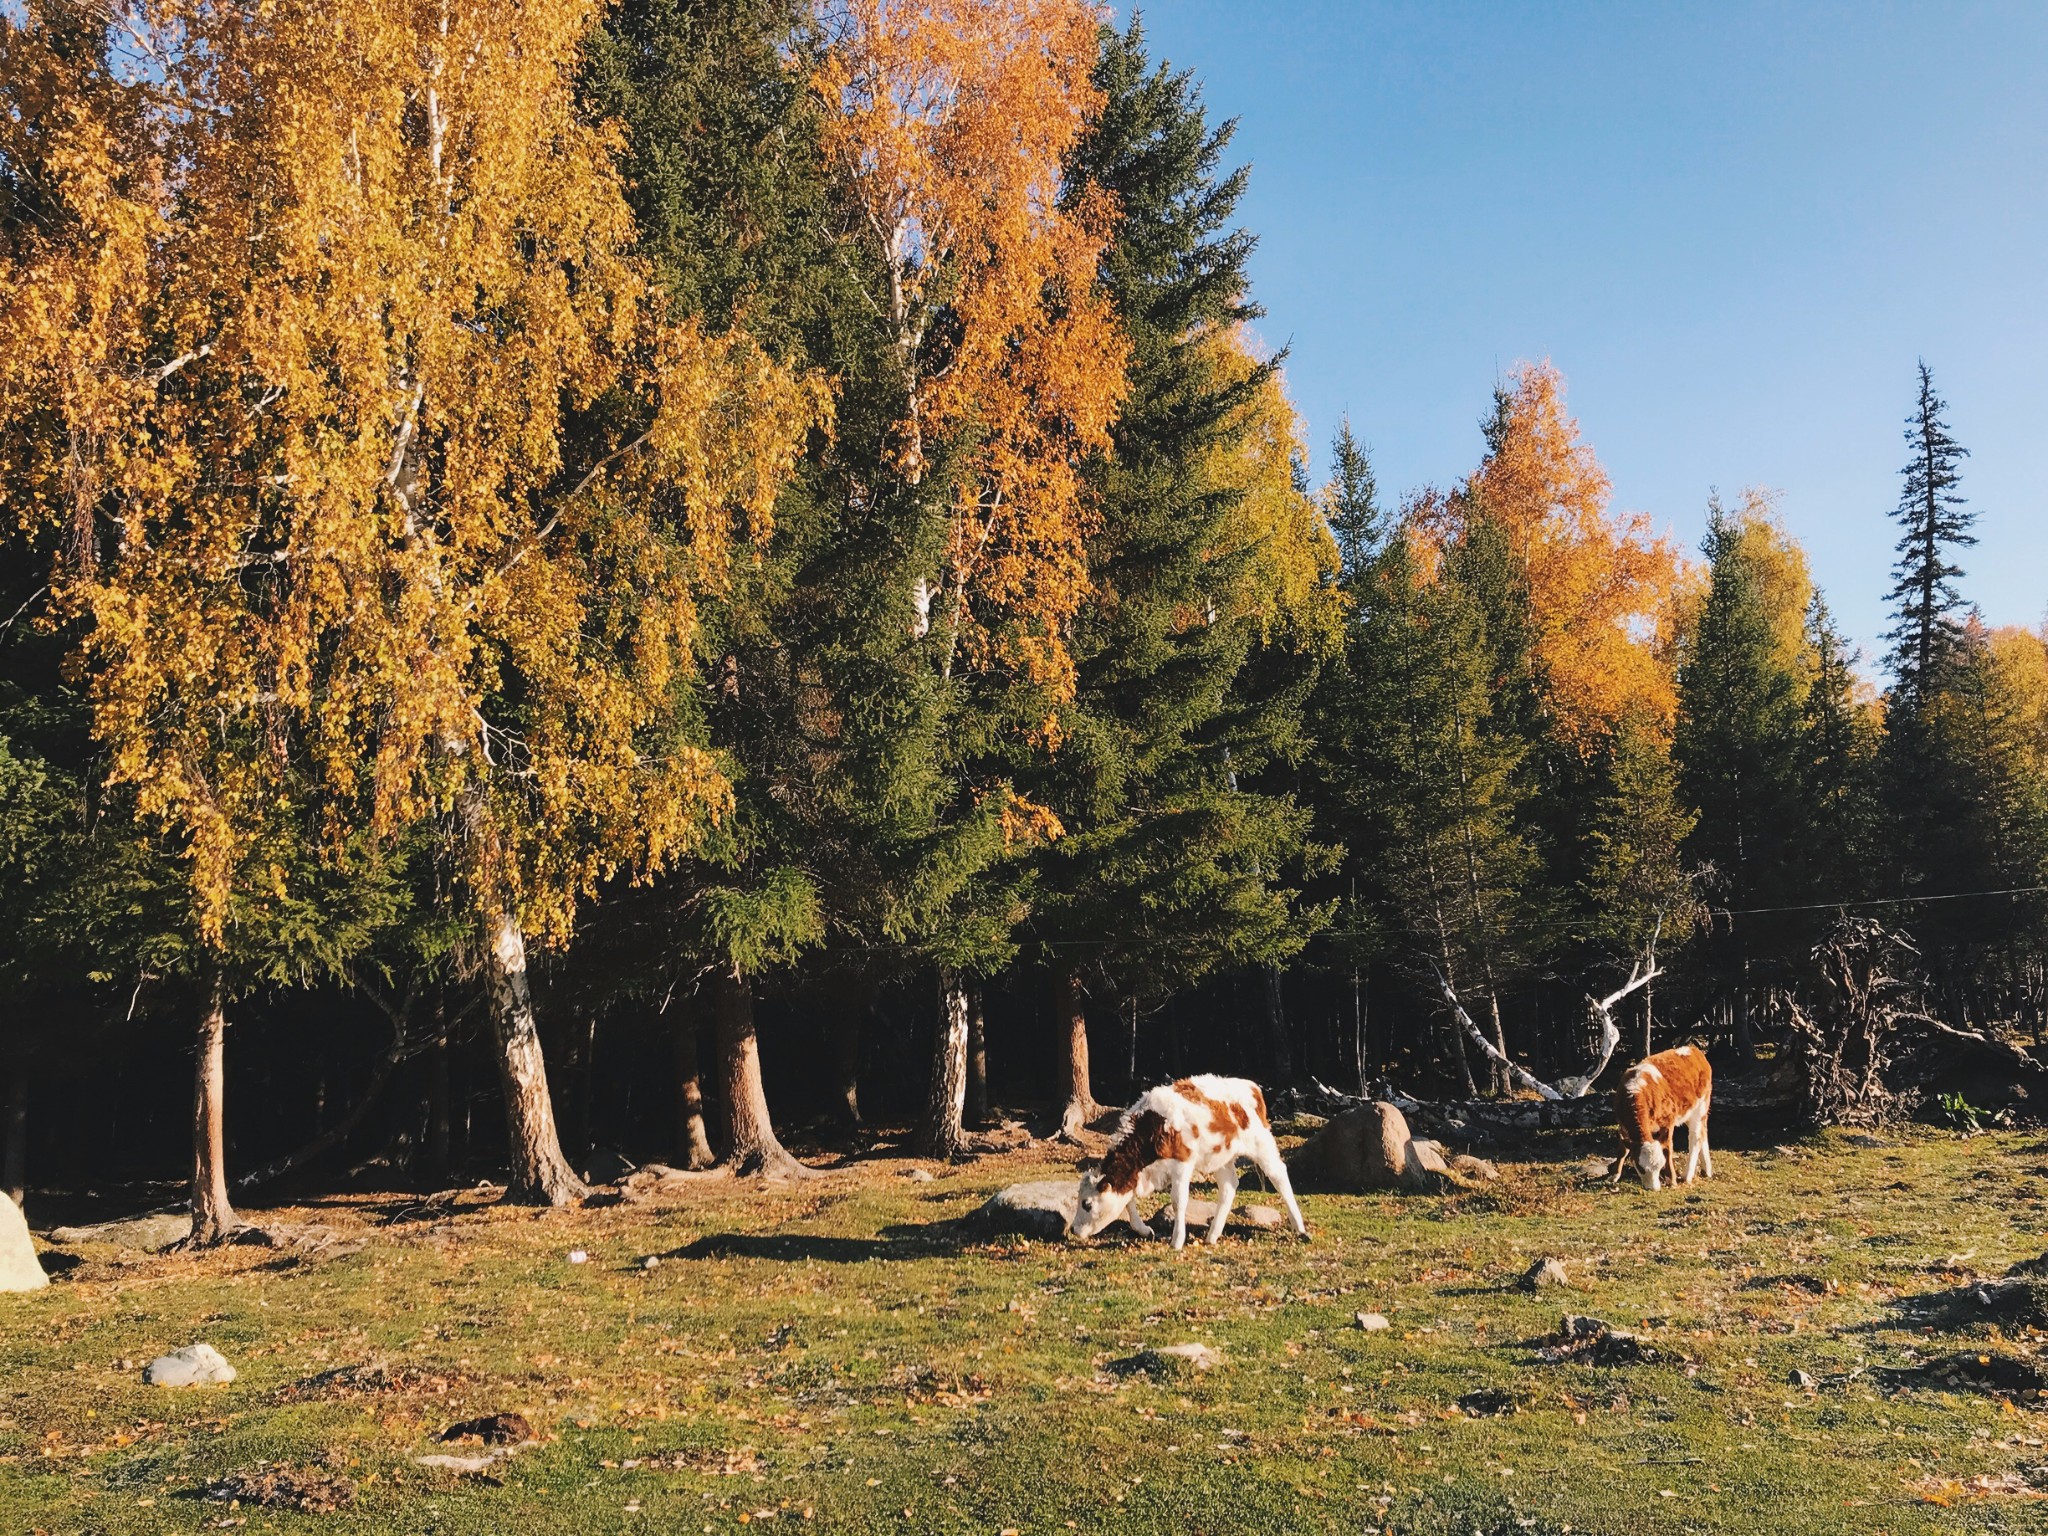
974, 1181, 1076, 1239
143, 1343, 235, 1386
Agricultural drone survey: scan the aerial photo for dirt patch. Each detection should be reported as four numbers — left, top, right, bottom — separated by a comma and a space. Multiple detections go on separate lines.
1456, 1386, 1518, 1417
440, 1412, 533, 1445
645, 1445, 768, 1476
1877, 1351, 2048, 1403
1535, 1314, 1665, 1366
202, 1467, 356, 1513
276, 1362, 467, 1401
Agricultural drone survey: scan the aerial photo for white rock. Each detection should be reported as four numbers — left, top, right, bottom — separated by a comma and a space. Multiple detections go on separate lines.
1354, 1312, 1391, 1331
142, 1343, 236, 1387
567, 1250, 589, 1265
904, 1168, 936, 1183
0, 1194, 48, 1292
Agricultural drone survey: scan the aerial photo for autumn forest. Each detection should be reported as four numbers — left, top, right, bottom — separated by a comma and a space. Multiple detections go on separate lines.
1, 0, 2044, 1238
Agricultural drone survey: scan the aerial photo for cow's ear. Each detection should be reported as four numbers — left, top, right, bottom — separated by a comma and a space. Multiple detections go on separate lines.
1077, 1156, 1102, 1173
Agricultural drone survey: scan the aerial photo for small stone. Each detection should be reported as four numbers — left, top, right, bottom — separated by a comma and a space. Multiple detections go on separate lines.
1451, 1153, 1500, 1182
567, 1249, 589, 1265
142, 1343, 236, 1387
1789, 1368, 1817, 1389
1354, 1312, 1391, 1331
642, 1255, 661, 1271
904, 1168, 935, 1183
1522, 1257, 1570, 1291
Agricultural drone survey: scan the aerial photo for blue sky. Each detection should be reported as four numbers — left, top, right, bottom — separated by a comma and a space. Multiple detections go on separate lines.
1124, 1, 2046, 671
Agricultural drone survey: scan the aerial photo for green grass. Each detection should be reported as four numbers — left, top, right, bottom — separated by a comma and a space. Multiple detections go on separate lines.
6, 1122, 2048, 1534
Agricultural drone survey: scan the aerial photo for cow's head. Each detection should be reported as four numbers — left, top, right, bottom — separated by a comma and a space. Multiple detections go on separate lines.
1067, 1165, 1133, 1239
1633, 1138, 1667, 1190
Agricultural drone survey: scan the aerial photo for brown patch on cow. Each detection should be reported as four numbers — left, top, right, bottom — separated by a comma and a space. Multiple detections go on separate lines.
1616, 1048, 1712, 1165
1250, 1084, 1269, 1127
1174, 1079, 1252, 1141
1105, 1114, 1171, 1196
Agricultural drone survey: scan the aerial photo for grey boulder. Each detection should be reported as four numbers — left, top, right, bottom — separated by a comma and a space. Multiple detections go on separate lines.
974, 1180, 1079, 1239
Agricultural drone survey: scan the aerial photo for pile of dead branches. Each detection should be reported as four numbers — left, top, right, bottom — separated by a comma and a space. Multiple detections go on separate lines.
1776, 918, 2048, 1127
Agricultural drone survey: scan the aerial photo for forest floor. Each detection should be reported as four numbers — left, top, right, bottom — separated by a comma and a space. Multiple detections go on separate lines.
6, 1115, 2048, 1535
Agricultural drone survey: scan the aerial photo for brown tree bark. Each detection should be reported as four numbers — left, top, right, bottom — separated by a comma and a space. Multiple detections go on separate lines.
1055, 969, 1105, 1137
425, 1036, 452, 1185
186, 970, 242, 1245
965, 988, 990, 1129
834, 1009, 865, 1132
3, 1069, 26, 1209
917, 969, 970, 1159
671, 1001, 716, 1170
480, 911, 587, 1205
712, 968, 808, 1177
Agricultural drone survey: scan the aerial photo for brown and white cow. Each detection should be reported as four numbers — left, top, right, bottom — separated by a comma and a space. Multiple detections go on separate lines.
1067, 1074, 1308, 1249
1613, 1046, 1713, 1191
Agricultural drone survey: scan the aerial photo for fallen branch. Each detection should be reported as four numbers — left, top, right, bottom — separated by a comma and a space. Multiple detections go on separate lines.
1434, 969, 1564, 1101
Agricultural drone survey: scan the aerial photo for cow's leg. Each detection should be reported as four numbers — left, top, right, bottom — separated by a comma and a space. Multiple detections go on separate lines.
1697, 1109, 1714, 1179
1684, 1110, 1704, 1183
1124, 1199, 1156, 1238
1205, 1164, 1241, 1245
1252, 1134, 1309, 1239
1168, 1163, 1195, 1251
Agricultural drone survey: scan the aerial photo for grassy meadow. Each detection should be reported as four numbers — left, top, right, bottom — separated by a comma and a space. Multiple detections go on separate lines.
6, 1117, 2048, 1535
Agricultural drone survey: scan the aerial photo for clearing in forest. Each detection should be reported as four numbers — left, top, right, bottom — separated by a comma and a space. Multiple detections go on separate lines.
5, 1122, 2048, 1534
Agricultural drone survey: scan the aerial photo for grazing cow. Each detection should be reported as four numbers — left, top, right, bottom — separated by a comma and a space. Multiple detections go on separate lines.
1067, 1074, 1308, 1249
1613, 1046, 1713, 1191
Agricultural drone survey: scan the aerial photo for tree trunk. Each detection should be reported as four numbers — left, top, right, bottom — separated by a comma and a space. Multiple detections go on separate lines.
918, 968, 971, 1159
2, 1069, 26, 1209
712, 968, 808, 1177
835, 1009, 866, 1132
575, 1014, 598, 1162
671, 1001, 715, 1170
1055, 969, 1105, 1137
426, 1035, 452, 1185
479, 910, 587, 1205
1264, 965, 1294, 1086
965, 988, 990, 1129
187, 971, 242, 1245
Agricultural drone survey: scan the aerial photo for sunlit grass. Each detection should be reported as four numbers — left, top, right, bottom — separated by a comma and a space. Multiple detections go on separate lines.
5, 1124, 2047, 1533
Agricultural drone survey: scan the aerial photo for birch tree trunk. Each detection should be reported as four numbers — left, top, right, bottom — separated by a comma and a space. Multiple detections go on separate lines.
712, 969, 808, 1177
3, 1070, 26, 1209
965, 988, 990, 1129
671, 1002, 715, 1170
1055, 969, 1105, 1136
918, 969, 971, 1159
480, 911, 587, 1205
186, 970, 242, 1245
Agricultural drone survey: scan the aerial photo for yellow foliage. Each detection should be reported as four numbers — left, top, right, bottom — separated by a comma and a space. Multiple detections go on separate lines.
816, 0, 1128, 701
1195, 330, 1341, 646
0, 1, 826, 941
1462, 362, 1689, 749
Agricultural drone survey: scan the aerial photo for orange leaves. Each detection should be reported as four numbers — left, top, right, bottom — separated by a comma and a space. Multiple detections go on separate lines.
1463, 362, 1689, 750
817, 0, 1128, 701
